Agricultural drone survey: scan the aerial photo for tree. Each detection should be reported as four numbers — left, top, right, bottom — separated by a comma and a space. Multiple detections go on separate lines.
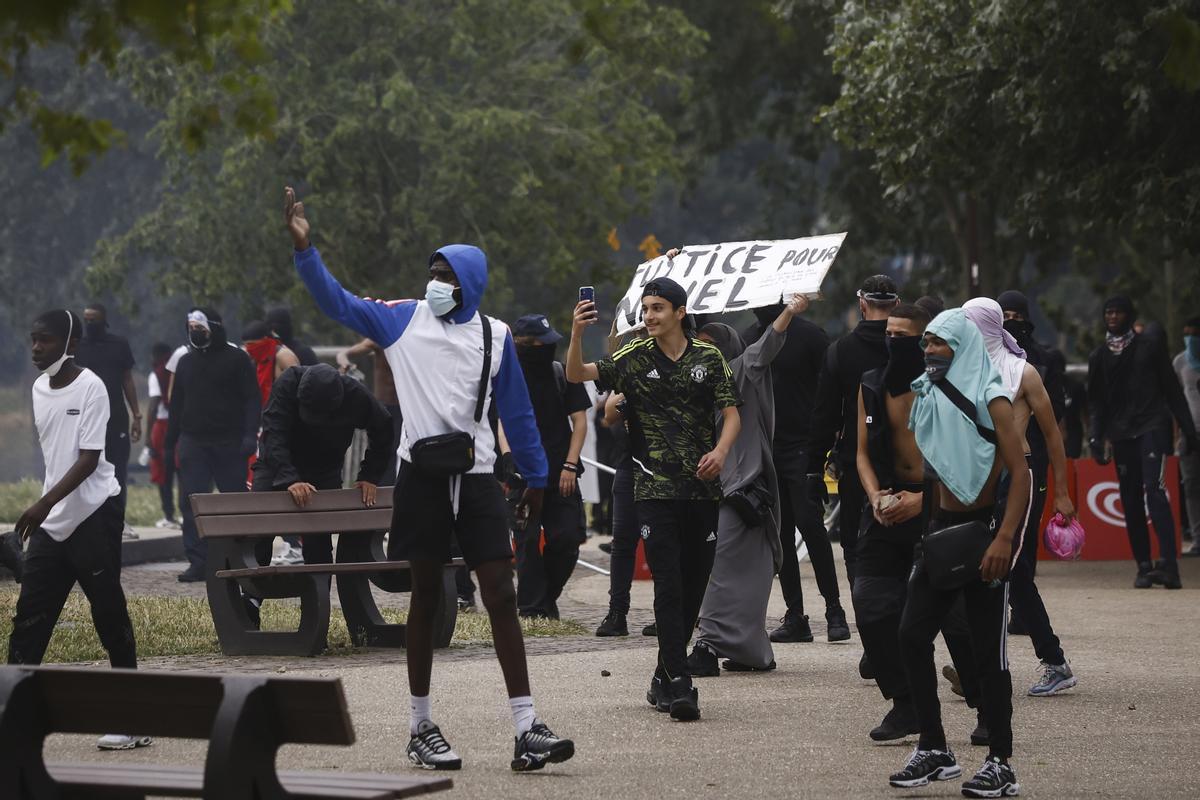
88, 0, 704, 340
1, 0, 288, 173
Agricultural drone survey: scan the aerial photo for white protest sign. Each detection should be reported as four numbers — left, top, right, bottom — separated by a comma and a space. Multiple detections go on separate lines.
612, 232, 847, 334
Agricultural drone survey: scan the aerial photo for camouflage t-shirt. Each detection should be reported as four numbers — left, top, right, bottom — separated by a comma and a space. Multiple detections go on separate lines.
596, 337, 740, 501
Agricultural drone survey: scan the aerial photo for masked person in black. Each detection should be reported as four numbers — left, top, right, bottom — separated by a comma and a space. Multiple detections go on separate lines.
853, 303, 930, 741
165, 308, 261, 582
74, 303, 141, 520
810, 275, 897, 633
511, 314, 591, 620
1087, 295, 1198, 588
742, 298, 847, 645
266, 306, 319, 366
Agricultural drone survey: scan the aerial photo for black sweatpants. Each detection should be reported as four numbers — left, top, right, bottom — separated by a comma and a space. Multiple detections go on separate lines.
900, 509, 1013, 760
250, 471, 340, 567
7, 496, 137, 668
838, 467, 866, 583
106, 424, 131, 512
852, 486, 923, 702
1113, 427, 1177, 564
516, 487, 585, 618
775, 448, 840, 616
637, 498, 718, 680
1008, 453, 1065, 665
606, 465, 639, 615
178, 435, 248, 571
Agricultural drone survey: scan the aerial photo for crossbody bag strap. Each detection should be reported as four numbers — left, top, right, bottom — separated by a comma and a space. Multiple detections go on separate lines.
475, 315, 493, 424
934, 380, 997, 445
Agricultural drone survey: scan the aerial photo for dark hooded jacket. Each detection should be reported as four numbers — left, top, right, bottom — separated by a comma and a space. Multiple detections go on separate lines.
809, 319, 889, 470
742, 305, 830, 453
1088, 325, 1197, 445
252, 365, 394, 488
166, 308, 261, 451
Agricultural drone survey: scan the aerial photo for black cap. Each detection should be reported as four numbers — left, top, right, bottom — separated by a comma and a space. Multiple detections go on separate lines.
997, 290, 1030, 319
642, 277, 688, 309
858, 274, 898, 302
1104, 295, 1135, 316
297, 364, 345, 425
513, 314, 562, 344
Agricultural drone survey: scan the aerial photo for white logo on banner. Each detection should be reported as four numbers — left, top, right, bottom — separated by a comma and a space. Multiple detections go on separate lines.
1086, 481, 1170, 527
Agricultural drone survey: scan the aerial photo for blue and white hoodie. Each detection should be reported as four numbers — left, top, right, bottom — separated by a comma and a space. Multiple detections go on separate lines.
294, 244, 548, 489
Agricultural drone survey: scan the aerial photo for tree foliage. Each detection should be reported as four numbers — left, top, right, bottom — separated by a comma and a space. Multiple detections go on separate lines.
88, 0, 703, 339
1, 0, 288, 173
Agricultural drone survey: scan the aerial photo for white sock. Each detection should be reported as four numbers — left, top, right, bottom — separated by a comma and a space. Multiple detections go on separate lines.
410, 695, 432, 735
509, 695, 536, 736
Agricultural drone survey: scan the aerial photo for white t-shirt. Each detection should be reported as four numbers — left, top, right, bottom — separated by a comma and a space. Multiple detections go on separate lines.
33, 368, 121, 541
147, 372, 170, 420
165, 344, 189, 373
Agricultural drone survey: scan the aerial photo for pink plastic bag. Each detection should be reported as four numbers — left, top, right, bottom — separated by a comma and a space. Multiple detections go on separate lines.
1044, 513, 1085, 560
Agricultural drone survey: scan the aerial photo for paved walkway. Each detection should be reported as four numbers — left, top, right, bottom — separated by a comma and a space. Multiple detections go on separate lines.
24, 543, 1200, 798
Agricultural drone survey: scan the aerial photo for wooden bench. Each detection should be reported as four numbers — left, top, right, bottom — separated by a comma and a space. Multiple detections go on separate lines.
0, 665, 451, 799
192, 488, 460, 657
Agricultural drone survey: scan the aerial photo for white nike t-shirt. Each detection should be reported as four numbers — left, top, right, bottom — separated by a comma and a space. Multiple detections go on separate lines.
147, 371, 170, 420
165, 344, 189, 373
33, 368, 121, 541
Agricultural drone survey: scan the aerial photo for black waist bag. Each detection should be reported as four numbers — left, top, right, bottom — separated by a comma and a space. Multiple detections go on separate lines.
723, 478, 775, 528
922, 520, 994, 590
410, 314, 491, 476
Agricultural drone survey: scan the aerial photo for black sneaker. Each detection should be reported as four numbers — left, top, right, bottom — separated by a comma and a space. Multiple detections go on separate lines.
859, 653, 874, 680
177, 566, 204, 583
826, 604, 851, 642
1161, 561, 1183, 590
970, 712, 990, 747
686, 644, 720, 677
511, 719, 575, 772
406, 721, 462, 770
722, 659, 776, 672
961, 756, 1019, 797
642, 622, 657, 637
456, 595, 476, 612
599, 541, 613, 554
1134, 561, 1155, 589
646, 674, 670, 712
769, 612, 814, 643
888, 748, 962, 788
667, 676, 699, 721
870, 699, 919, 742
596, 610, 628, 637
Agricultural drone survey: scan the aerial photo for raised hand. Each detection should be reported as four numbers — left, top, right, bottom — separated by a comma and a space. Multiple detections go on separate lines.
284, 186, 311, 250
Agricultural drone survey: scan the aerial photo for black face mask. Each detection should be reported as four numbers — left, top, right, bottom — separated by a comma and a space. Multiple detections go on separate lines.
883, 335, 926, 396
1002, 319, 1034, 343
84, 320, 107, 339
517, 344, 557, 366
925, 353, 952, 383
189, 329, 211, 349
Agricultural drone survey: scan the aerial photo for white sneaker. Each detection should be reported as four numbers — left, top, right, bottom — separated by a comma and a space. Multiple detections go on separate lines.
97, 734, 153, 751
271, 542, 304, 566
122, 524, 139, 541
154, 518, 181, 529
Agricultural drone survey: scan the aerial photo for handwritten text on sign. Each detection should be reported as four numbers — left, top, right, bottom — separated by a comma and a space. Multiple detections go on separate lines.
613, 233, 847, 334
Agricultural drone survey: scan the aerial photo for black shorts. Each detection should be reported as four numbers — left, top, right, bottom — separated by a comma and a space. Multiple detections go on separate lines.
390, 461, 513, 568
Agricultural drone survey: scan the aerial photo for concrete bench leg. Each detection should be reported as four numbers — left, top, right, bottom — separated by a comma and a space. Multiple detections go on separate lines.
206, 574, 331, 657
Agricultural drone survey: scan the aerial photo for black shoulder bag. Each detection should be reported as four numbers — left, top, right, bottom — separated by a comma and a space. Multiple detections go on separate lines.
921, 378, 999, 590
409, 316, 492, 475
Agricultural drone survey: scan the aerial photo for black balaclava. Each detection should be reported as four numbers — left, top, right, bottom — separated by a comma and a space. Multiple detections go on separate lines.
998, 289, 1036, 344
1103, 295, 1135, 335
297, 364, 345, 424
699, 322, 746, 363
517, 341, 558, 371
266, 307, 296, 346
883, 335, 926, 396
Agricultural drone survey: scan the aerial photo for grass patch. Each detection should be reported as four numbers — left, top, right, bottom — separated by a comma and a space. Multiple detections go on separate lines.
0, 480, 164, 527
0, 589, 586, 663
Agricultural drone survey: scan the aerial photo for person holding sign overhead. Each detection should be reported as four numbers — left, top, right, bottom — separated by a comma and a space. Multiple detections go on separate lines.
567, 277, 741, 722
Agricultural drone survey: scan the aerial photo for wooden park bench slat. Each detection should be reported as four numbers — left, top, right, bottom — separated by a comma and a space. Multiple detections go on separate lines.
196, 508, 394, 538
190, 487, 394, 516
216, 558, 464, 580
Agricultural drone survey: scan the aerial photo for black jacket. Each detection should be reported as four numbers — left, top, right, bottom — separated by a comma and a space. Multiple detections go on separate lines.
1012, 335, 1064, 463
1087, 334, 1197, 444
744, 316, 830, 452
809, 319, 889, 470
859, 366, 895, 489
252, 366, 394, 488
166, 341, 260, 451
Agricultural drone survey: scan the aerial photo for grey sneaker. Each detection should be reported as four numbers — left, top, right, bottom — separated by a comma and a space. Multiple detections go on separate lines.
406, 721, 462, 770
511, 719, 575, 771
97, 734, 152, 751
1028, 659, 1077, 697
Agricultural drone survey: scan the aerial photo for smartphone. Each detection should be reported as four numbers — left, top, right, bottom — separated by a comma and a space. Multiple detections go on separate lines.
578, 286, 595, 304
